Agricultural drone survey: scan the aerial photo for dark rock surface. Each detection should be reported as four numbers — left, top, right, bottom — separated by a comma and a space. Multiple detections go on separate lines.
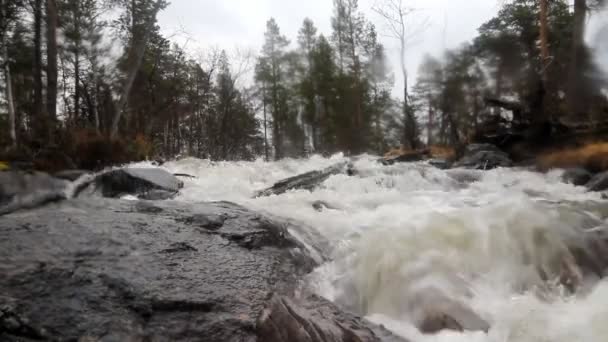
586, 171, 608, 192
0, 171, 69, 215
257, 294, 407, 342
76, 168, 184, 199
312, 200, 339, 212
453, 144, 513, 170
0, 199, 319, 342
379, 150, 429, 166
428, 159, 451, 170
561, 168, 593, 186
255, 162, 350, 198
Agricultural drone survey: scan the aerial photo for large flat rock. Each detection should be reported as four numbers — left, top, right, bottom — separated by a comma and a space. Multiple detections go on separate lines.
0, 199, 315, 341
0, 198, 400, 342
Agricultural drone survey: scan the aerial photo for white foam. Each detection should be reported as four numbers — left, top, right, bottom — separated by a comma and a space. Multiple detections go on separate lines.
146, 155, 608, 341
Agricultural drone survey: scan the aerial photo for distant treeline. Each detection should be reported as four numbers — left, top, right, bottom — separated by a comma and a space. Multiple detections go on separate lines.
0, 0, 606, 165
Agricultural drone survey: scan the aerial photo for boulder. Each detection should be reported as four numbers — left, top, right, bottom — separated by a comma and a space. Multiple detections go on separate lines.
312, 200, 339, 212
255, 162, 350, 198
410, 288, 490, 335
561, 168, 593, 186
0, 171, 68, 215
76, 168, 184, 199
0, 199, 318, 341
453, 144, 513, 170
257, 294, 407, 342
586, 171, 608, 192
428, 159, 452, 170
380, 149, 429, 166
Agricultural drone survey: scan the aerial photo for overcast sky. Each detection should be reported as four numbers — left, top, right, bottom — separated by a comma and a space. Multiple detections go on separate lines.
157, 0, 607, 97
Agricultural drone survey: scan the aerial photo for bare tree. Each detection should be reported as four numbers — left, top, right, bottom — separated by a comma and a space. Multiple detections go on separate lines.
47, 0, 58, 133
538, 0, 550, 122
372, 0, 428, 148
33, 0, 44, 137
1, 0, 16, 147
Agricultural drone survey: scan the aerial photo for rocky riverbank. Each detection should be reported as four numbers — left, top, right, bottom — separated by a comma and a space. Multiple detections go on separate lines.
0, 167, 406, 342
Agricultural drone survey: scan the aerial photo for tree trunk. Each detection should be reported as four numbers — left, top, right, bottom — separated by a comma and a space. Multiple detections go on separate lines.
538, 0, 550, 122
46, 0, 58, 137
3, 39, 16, 148
427, 104, 434, 146
567, 0, 587, 116
110, 0, 164, 139
33, 0, 44, 138
263, 85, 269, 161
73, 2, 81, 123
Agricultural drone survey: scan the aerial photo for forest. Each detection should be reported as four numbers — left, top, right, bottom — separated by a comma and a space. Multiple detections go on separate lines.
0, 0, 607, 168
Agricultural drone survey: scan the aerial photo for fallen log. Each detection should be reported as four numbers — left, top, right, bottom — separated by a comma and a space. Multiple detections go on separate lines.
254, 162, 351, 198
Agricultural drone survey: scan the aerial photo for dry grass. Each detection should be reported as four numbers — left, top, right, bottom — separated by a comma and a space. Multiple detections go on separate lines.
537, 142, 608, 173
383, 145, 456, 161
429, 145, 456, 160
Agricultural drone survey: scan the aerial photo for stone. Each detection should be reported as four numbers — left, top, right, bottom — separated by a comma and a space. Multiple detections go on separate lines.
75, 168, 184, 199
586, 171, 608, 192
410, 288, 490, 335
380, 150, 429, 166
312, 200, 339, 212
561, 168, 593, 186
0, 171, 68, 215
257, 294, 408, 342
453, 144, 513, 170
428, 158, 451, 170
0, 199, 318, 342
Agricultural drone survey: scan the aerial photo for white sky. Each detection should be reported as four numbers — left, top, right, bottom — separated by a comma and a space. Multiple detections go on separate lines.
157, 0, 607, 98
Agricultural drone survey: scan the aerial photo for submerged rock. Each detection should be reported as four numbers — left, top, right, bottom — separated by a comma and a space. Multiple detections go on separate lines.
428, 158, 451, 170
257, 294, 407, 342
76, 168, 184, 199
410, 288, 490, 335
0, 171, 68, 215
312, 200, 339, 212
586, 171, 608, 192
255, 162, 351, 198
0, 199, 318, 341
561, 168, 593, 186
380, 150, 429, 166
453, 144, 512, 170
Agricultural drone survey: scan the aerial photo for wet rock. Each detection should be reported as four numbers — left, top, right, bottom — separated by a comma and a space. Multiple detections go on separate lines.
174, 173, 197, 179
454, 144, 512, 170
0, 171, 68, 215
257, 294, 408, 342
410, 288, 490, 335
428, 158, 451, 170
561, 168, 593, 186
76, 168, 183, 199
0, 199, 318, 342
380, 150, 429, 166
312, 200, 339, 212
586, 171, 608, 192
255, 162, 351, 198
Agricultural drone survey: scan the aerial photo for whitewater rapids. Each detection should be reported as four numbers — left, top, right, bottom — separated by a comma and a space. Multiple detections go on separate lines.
134, 154, 608, 342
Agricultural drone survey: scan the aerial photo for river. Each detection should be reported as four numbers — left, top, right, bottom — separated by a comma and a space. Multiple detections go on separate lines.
134, 154, 608, 342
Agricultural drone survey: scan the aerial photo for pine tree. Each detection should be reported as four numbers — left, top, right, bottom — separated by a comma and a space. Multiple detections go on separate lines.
255, 18, 290, 159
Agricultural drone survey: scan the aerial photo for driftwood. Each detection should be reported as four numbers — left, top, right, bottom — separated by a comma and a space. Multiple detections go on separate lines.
254, 162, 351, 198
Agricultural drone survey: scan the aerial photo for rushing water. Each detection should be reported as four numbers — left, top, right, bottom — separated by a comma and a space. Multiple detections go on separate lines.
134, 154, 608, 342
